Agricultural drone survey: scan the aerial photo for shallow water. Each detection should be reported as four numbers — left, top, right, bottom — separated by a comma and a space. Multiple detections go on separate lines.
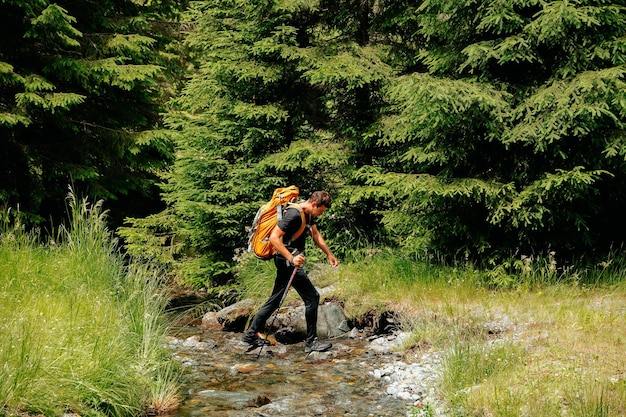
167, 325, 414, 417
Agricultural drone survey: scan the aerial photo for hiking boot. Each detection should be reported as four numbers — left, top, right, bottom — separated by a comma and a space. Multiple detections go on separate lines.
242, 331, 271, 348
304, 337, 332, 353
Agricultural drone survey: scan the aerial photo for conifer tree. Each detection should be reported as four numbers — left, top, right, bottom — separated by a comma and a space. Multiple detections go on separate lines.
359, 0, 626, 259
0, 0, 186, 225
120, 0, 391, 286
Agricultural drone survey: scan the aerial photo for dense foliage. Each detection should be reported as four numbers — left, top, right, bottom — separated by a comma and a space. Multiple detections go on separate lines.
119, 0, 392, 285
361, 0, 626, 260
120, 0, 626, 288
3, 0, 626, 288
0, 0, 186, 225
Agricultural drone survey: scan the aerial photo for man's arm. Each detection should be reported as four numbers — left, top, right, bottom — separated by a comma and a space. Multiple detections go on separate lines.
309, 225, 339, 267
269, 226, 305, 266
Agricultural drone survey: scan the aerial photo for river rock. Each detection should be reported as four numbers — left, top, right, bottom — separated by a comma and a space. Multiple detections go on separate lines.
230, 363, 261, 374
214, 298, 256, 330
366, 331, 411, 355
196, 389, 262, 410
201, 311, 220, 329
208, 298, 350, 342
271, 301, 350, 343
182, 335, 201, 347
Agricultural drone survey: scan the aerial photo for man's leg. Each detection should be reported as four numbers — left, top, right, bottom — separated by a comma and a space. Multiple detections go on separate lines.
247, 286, 283, 333
243, 259, 291, 343
291, 268, 332, 352
290, 267, 320, 343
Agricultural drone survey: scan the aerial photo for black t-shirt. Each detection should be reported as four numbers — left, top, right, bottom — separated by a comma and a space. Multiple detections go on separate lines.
278, 205, 313, 254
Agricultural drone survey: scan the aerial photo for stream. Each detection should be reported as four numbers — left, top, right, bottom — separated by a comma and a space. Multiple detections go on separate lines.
166, 322, 443, 417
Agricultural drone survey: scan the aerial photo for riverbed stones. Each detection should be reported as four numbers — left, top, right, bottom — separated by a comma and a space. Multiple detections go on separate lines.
366, 331, 411, 355
193, 299, 452, 415
371, 354, 442, 402
200, 310, 220, 329
246, 394, 271, 408
230, 362, 261, 374
168, 325, 448, 416
176, 334, 218, 350
205, 298, 350, 341
196, 389, 263, 410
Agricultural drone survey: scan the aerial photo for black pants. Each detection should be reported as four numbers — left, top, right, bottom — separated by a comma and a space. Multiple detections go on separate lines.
247, 257, 320, 343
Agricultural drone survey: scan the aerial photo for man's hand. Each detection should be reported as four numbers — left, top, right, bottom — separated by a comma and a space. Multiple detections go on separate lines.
328, 254, 339, 268
293, 253, 306, 267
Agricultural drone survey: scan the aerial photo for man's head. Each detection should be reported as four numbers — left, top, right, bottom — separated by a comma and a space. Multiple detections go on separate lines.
308, 191, 332, 217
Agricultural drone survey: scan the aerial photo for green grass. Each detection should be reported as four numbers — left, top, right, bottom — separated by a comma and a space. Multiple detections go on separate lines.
244, 250, 626, 417
0, 195, 180, 417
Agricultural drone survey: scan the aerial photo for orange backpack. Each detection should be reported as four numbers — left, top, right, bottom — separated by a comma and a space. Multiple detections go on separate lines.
247, 186, 307, 260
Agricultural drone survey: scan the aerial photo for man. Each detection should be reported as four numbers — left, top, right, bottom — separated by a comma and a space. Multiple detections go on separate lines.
242, 190, 339, 353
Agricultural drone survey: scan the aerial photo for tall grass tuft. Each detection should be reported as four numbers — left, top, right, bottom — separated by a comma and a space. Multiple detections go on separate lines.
440, 341, 525, 412
329, 251, 484, 321
0, 192, 180, 416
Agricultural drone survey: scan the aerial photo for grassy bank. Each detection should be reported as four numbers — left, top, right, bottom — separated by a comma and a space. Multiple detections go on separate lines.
0, 196, 179, 417
238, 250, 626, 416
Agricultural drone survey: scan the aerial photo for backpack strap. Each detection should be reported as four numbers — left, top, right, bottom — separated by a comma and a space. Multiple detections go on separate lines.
284, 203, 307, 245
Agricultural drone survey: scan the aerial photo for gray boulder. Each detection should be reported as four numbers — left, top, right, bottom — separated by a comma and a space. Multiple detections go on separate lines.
205, 298, 350, 342
272, 302, 350, 343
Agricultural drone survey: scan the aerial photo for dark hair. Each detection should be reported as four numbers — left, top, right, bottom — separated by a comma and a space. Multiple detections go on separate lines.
309, 191, 332, 209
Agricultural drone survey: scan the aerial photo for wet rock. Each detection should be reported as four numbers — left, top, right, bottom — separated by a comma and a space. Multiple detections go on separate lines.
243, 342, 288, 357
179, 335, 218, 350
247, 395, 272, 408
196, 389, 261, 410
200, 311, 221, 329
195, 339, 218, 350
271, 302, 350, 342
169, 328, 425, 417
230, 363, 261, 374
214, 298, 256, 330
304, 350, 334, 361
273, 325, 300, 344
182, 335, 201, 347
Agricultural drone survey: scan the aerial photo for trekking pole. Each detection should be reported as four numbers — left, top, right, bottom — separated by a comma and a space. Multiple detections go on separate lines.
256, 263, 299, 359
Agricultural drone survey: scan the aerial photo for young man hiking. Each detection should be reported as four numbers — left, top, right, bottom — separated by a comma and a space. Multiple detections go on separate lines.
243, 190, 339, 353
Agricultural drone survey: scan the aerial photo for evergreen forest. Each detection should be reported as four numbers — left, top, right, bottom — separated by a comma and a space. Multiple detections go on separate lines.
3, 0, 626, 289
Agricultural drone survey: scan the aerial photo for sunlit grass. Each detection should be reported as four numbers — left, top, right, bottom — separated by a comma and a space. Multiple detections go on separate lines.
453, 287, 626, 417
0, 194, 180, 417
320, 251, 626, 417
329, 251, 485, 321
234, 243, 626, 416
